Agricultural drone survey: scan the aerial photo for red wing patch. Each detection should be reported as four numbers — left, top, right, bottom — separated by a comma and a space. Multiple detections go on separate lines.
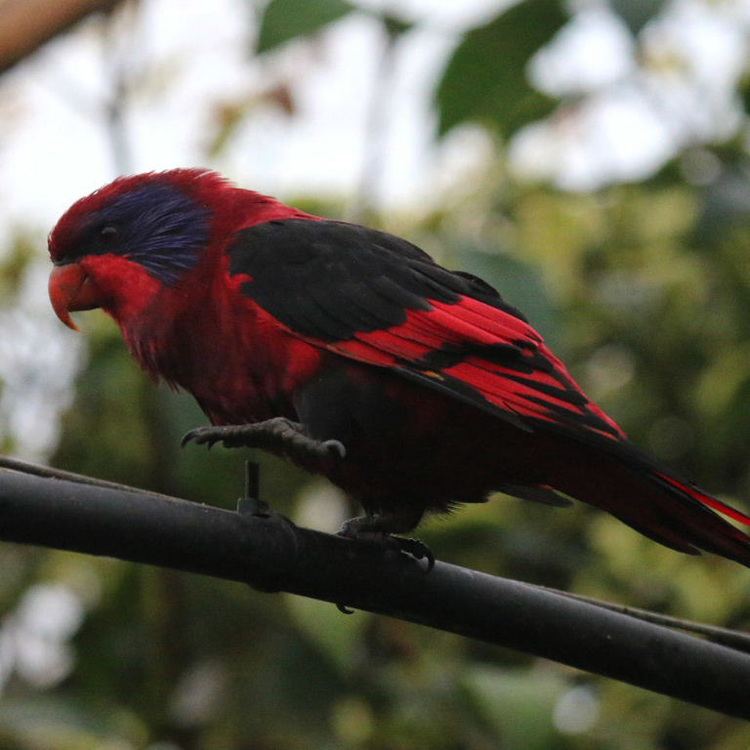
324, 296, 626, 441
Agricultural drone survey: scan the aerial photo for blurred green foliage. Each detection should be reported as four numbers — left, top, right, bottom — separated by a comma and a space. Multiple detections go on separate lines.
255, 0, 355, 54
2, 0, 750, 748
435, 0, 566, 137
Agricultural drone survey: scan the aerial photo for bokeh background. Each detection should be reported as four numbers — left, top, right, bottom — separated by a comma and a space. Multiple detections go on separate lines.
1, 0, 750, 747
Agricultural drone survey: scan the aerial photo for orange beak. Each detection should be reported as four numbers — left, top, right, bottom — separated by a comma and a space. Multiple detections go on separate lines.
48, 263, 103, 331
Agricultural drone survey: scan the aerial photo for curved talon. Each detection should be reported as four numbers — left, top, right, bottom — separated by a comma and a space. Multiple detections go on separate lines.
182, 430, 216, 450
394, 537, 435, 572
323, 439, 346, 459
181, 427, 222, 449
180, 429, 198, 448
337, 526, 435, 571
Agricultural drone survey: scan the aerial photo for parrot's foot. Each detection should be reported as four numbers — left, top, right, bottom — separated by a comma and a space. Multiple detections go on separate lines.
335, 521, 434, 613
181, 418, 346, 461
338, 514, 435, 572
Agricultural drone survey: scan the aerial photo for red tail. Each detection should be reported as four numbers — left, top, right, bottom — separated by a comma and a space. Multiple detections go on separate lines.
655, 472, 750, 526
546, 441, 750, 567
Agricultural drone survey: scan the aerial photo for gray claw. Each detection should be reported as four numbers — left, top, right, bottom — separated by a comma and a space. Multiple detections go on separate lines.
181, 428, 218, 449
324, 440, 346, 459
180, 429, 200, 448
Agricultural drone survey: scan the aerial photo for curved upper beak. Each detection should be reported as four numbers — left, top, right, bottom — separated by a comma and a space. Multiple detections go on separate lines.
48, 263, 102, 331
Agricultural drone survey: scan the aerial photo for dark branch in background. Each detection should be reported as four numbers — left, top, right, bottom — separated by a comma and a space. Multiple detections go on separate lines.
0, 0, 123, 74
1, 460, 750, 720
100, 2, 136, 175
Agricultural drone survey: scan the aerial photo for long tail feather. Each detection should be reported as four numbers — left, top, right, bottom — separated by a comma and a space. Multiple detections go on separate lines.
546, 440, 750, 567
654, 472, 750, 526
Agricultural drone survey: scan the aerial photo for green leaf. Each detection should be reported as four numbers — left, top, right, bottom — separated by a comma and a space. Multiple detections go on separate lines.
435, 0, 567, 138
256, 0, 355, 54
609, 0, 664, 35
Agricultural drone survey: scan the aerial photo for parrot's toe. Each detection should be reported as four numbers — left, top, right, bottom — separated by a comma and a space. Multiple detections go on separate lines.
338, 517, 435, 572
390, 536, 435, 571
180, 427, 217, 448
180, 420, 347, 463
322, 439, 346, 459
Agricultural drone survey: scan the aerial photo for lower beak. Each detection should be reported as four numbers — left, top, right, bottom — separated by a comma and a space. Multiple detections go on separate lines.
48, 263, 103, 331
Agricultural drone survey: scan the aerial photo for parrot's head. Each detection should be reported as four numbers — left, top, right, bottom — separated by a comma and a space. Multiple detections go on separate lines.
47, 169, 235, 331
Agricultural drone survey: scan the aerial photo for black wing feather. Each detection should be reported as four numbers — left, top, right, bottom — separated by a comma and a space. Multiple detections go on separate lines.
229, 218, 524, 342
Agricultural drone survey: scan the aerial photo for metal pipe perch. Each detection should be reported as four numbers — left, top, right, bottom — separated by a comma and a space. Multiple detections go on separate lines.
0, 463, 749, 718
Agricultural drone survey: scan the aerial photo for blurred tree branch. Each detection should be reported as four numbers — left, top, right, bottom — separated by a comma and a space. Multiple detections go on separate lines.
0, 0, 122, 74
1, 460, 750, 719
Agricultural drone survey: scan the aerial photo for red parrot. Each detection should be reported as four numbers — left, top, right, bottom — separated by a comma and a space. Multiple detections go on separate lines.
47, 168, 750, 565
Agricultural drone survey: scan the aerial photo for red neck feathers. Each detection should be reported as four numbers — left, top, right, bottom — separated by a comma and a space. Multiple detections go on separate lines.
48, 169, 315, 391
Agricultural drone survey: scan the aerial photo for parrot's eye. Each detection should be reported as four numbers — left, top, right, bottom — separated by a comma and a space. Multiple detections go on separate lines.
100, 226, 118, 243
